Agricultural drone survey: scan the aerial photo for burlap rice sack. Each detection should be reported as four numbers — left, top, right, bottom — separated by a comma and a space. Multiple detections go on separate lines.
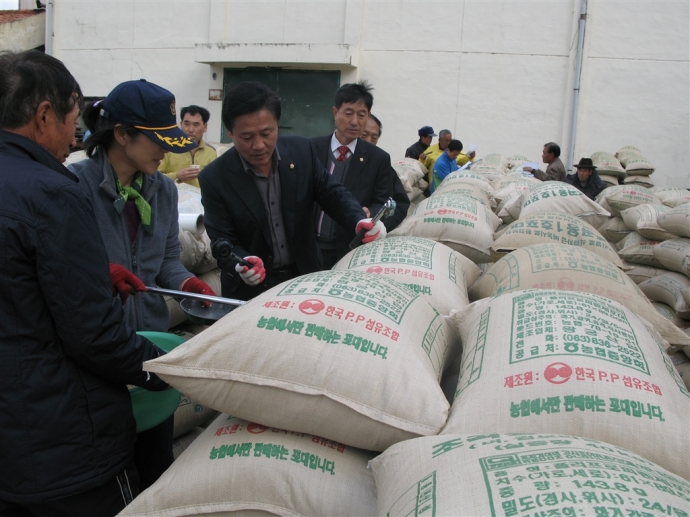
441, 171, 494, 193
491, 175, 541, 191
623, 174, 655, 188
121, 415, 376, 517
617, 232, 663, 268
433, 181, 493, 208
392, 158, 427, 193
623, 262, 668, 284
598, 216, 631, 243
446, 289, 690, 479
372, 433, 689, 517
652, 302, 687, 328
494, 190, 523, 225
490, 212, 625, 268
506, 154, 529, 169
173, 395, 219, 439
390, 193, 500, 263
591, 151, 626, 177
144, 270, 458, 451
639, 272, 690, 320
621, 203, 674, 241
599, 174, 619, 186
651, 186, 690, 208
518, 183, 610, 229
622, 154, 656, 176
595, 185, 658, 217
469, 243, 690, 348
332, 236, 480, 316
178, 230, 217, 275
171, 427, 204, 460
653, 239, 690, 278
479, 153, 509, 172
657, 204, 690, 238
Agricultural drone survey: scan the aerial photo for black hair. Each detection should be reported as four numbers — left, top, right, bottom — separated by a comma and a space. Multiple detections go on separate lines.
448, 139, 463, 152
369, 113, 382, 135
0, 50, 83, 129
544, 142, 561, 157
221, 81, 281, 132
334, 81, 374, 111
83, 117, 143, 158
81, 99, 104, 133
181, 105, 210, 124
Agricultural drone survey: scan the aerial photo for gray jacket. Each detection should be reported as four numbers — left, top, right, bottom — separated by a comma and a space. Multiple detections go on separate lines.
68, 150, 192, 332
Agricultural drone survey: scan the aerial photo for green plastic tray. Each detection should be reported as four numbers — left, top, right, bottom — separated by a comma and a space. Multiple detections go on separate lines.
129, 331, 186, 433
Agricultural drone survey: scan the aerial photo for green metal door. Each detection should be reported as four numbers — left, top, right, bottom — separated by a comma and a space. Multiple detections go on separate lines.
221, 68, 340, 143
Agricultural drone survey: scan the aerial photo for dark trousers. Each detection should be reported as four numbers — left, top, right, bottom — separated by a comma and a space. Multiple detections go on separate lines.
0, 462, 139, 517
133, 415, 174, 491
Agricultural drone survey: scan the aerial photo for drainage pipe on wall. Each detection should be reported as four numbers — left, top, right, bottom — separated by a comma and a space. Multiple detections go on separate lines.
567, 0, 588, 171
45, 0, 54, 55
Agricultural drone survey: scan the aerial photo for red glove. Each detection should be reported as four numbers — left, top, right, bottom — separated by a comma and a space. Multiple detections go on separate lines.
355, 218, 387, 244
235, 256, 266, 286
109, 263, 146, 304
180, 277, 216, 307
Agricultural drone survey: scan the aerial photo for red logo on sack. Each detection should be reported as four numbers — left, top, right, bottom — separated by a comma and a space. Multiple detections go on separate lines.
366, 266, 383, 274
557, 277, 575, 290
437, 209, 448, 215
247, 423, 269, 434
544, 362, 572, 384
299, 299, 325, 315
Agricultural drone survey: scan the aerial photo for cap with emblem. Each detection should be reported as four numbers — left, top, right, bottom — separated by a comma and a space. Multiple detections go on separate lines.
100, 79, 197, 153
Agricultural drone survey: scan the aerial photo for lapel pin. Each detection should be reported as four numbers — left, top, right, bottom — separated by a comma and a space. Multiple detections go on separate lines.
360, 157, 364, 162
290, 163, 295, 169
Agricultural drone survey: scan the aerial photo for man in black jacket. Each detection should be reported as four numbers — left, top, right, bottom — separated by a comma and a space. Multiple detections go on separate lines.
200, 81, 384, 301
311, 82, 409, 268
405, 125, 436, 160
0, 50, 167, 515
565, 157, 607, 200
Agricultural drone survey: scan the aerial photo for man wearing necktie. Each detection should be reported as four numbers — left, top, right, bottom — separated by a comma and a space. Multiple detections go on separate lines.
199, 82, 385, 301
311, 82, 409, 269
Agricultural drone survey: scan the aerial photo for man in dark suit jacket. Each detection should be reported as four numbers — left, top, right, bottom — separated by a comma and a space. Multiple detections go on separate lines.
311, 82, 409, 268
200, 82, 385, 300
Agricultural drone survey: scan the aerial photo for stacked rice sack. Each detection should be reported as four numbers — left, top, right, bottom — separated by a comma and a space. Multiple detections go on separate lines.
616, 146, 656, 187
392, 158, 428, 209
468, 153, 510, 182
129, 254, 484, 515
590, 147, 658, 188
591, 183, 690, 335
125, 152, 689, 514
389, 172, 501, 263
591, 150, 626, 186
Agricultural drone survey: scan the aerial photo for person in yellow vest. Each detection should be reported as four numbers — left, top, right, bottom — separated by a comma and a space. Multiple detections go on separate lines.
159, 105, 217, 187
419, 129, 475, 186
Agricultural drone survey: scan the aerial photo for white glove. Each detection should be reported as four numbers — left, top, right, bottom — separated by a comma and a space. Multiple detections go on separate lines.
355, 218, 387, 244
235, 256, 266, 286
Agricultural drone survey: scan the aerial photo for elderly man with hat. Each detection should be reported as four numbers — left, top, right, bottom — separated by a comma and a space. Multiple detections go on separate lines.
565, 157, 607, 200
405, 126, 436, 160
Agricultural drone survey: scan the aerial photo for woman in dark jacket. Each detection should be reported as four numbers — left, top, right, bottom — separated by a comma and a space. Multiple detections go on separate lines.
68, 80, 215, 489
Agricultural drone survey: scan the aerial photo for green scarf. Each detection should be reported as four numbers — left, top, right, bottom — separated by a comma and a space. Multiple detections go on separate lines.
113, 172, 152, 234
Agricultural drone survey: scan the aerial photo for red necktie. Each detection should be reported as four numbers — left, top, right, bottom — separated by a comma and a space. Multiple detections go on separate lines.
337, 146, 349, 162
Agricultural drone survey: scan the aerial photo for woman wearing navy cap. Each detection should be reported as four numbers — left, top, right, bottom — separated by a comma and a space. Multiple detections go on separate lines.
68, 79, 215, 490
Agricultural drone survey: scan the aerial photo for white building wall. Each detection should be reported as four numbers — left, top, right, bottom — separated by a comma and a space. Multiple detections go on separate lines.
54, 0, 689, 187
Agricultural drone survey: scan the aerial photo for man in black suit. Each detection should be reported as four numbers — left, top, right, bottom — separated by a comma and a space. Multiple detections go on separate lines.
311, 82, 409, 268
199, 82, 386, 300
